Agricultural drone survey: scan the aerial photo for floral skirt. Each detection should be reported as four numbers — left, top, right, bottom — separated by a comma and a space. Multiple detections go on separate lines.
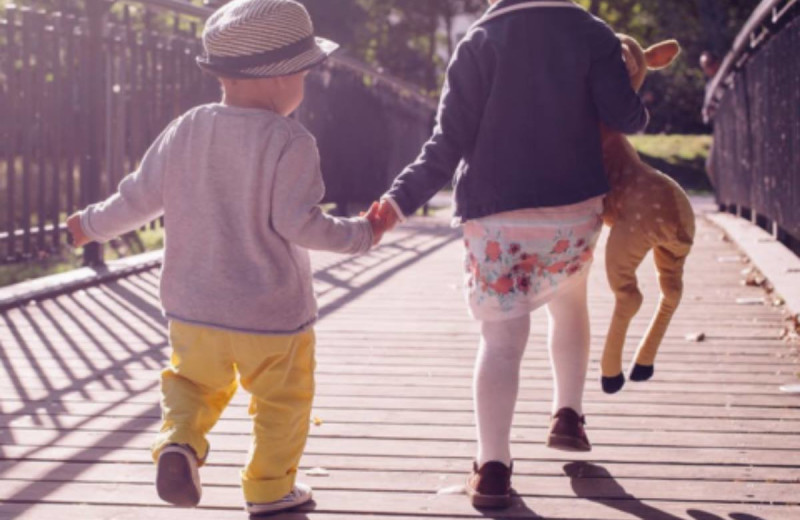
462, 197, 603, 321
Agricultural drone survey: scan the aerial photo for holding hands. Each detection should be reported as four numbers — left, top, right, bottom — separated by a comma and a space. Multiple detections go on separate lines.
67, 198, 402, 251
362, 199, 401, 246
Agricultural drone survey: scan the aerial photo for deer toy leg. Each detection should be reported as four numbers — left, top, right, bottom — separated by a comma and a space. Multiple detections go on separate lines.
602, 227, 651, 394
630, 243, 690, 381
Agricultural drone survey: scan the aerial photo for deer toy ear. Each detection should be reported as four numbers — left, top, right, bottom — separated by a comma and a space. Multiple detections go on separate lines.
644, 40, 681, 70
621, 43, 640, 77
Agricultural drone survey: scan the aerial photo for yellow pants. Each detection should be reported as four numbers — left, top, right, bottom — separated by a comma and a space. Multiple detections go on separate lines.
151, 320, 316, 503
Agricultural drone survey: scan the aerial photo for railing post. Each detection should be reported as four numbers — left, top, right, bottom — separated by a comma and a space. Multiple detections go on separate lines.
82, 0, 113, 266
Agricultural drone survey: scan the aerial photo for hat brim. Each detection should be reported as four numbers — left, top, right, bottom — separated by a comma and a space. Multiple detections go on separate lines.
197, 37, 340, 79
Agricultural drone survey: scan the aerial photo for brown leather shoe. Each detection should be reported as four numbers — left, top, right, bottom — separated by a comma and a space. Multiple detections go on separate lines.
465, 460, 513, 509
546, 408, 592, 452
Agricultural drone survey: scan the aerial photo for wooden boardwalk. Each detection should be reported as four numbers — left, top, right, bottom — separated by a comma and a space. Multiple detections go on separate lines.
1, 210, 799, 519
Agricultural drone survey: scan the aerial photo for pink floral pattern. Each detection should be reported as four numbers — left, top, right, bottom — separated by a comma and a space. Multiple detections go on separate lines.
463, 202, 603, 320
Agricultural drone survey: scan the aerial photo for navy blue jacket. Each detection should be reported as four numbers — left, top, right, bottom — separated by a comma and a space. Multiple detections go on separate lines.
386, 0, 648, 221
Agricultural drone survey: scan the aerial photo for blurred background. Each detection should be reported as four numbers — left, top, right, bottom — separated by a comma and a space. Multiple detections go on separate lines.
1, 0, 794, 287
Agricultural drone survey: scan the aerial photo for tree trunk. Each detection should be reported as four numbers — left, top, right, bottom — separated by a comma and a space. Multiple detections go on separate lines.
589, 0, 601, 15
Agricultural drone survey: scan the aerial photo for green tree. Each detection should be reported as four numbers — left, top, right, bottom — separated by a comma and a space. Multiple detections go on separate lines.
6, 0, 762, 132
302, 0, 485, 93
574, 0, 760, 132
310, 0, 762, 132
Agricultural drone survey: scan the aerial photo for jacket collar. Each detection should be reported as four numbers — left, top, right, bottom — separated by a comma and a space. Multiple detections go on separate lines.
488, 0, 574, 14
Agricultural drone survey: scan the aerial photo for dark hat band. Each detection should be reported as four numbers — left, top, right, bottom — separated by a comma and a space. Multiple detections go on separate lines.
198, 35, 316, 71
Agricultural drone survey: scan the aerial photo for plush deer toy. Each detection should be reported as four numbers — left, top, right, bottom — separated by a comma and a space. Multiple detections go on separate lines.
600, 35, 695, 394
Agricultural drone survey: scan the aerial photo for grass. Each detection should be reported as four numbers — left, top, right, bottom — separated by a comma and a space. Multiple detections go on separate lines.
0, 227, 164, 289
0, 250, 83, 288
629, 134, 713, 192
629, 134, 712, 163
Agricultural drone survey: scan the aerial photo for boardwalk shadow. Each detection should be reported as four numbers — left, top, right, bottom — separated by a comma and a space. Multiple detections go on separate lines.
315, 222, 458, 318
0, 222, 458, 517
473, 492, 539, 519
687, 511, 767, 520
565, 463, 770, 520
564, 461, 684, 520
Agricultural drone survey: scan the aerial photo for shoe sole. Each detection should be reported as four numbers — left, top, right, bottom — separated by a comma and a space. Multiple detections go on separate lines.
246, 488, 313, 515
546, 434, 592, 452
468, 490, 512, 509
156, 451, 201, 507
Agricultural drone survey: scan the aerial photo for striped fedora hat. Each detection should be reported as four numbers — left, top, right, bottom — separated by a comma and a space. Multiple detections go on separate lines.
197, 0, 339, 78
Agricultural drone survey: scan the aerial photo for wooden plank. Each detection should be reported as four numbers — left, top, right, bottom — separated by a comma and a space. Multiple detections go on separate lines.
4, 419, 800, 451
2, 376, 799, 408
0, 481, 797, 520
2, 344, 795, 372
0, 503, 414, 520
1, 462, 797, 505
3, 392, 799, 422
2, 363, 794, 393
5, 404, 799, 434
1, 214, 799, 520
4, 457, 799, 488
3, 427, 800, 468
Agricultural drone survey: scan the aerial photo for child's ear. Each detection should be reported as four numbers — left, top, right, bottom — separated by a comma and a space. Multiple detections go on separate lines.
644, 40, 681, 70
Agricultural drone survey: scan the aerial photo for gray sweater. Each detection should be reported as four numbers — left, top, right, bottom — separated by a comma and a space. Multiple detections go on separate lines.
81, 103, 373, 334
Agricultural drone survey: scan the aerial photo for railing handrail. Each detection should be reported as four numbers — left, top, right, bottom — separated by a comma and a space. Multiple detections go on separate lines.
122, 0, 213, 18
0, 0, 438, 264
703, 0, 798, 121
123, 0, 436, 110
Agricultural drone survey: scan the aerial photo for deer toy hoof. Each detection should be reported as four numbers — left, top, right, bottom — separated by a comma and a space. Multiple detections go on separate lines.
629, 364, 654, 381
602, 373, 626, 394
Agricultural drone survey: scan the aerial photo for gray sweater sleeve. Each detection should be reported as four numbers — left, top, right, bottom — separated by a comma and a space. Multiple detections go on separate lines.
271, 134, 373, 255
80, 120, 176, 243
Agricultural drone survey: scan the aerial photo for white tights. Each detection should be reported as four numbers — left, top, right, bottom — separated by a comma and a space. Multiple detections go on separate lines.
473, 275, 591, 466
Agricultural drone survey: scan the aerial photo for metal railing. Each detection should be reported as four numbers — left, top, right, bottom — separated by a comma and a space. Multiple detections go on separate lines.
703, 0, 800, 254
1, 0, 437, 266
1, 0, 218, 265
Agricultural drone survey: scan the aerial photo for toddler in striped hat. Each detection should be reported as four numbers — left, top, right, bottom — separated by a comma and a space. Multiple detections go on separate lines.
67, 0, 383, 515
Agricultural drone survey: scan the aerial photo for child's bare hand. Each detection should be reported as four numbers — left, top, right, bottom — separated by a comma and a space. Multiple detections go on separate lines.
362, 201, 385, 245
66, 213, 91, 248
376, 199, 400, 231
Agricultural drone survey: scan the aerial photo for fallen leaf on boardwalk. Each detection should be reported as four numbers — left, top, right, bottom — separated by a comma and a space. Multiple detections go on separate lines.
779, 384, 800, 394
311, 416, 323, 426
305, 467, 330, 477
685, 332, 706, 342
436, 485, 466, 495
735, 297, 765, 305
742, 273, 766, 287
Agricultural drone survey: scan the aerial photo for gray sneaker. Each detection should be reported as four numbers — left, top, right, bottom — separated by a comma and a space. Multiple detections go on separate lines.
246, 483, 313, 516
156, 444, 202, 507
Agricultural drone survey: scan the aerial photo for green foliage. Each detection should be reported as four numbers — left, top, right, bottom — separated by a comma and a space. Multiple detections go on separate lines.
629, 134, 712, 164
302, 0, 485, 94
0, 251, 82, 288
302, 0, 760, 133
4, 0, 764, 133
0, 228, 164, 288
574, 0, 761, 132
629, 134, 713, 191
